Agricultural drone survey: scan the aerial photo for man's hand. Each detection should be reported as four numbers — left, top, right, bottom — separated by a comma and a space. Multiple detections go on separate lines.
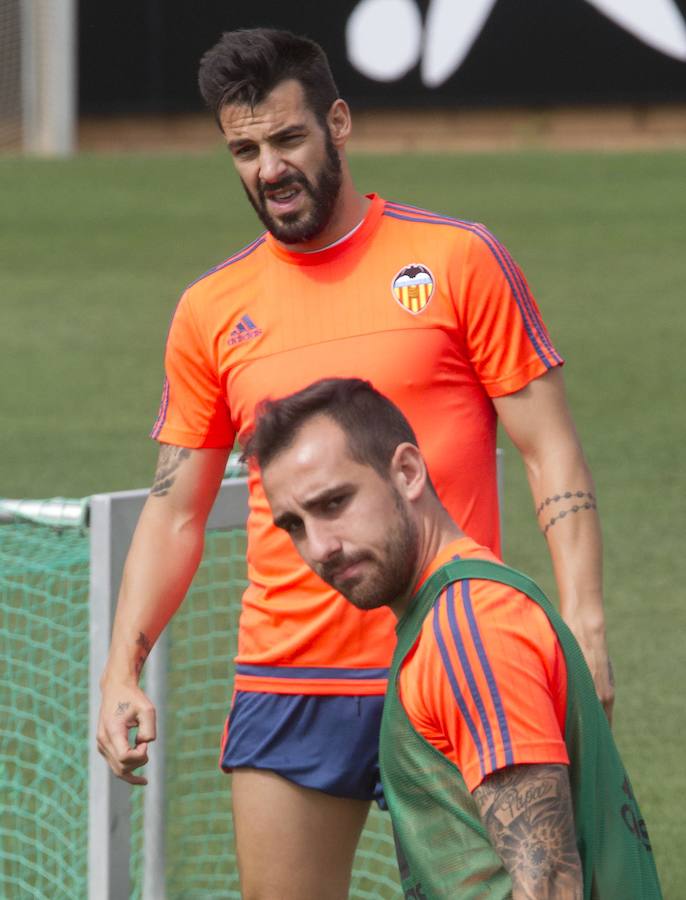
97, 681, 156, 786
473, 764, 583, 899
566, 620, 614, 722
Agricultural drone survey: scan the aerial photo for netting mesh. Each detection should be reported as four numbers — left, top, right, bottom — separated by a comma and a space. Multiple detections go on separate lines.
0, 0, 22, 151
1, 519, 401, 898
0, 522, 90, 899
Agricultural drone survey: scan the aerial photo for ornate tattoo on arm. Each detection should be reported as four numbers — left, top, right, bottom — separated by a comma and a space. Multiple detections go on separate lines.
150, 445, 192, 497
134, 631, 152, 678
473, 764, 583, 899
536, 489, 597, 535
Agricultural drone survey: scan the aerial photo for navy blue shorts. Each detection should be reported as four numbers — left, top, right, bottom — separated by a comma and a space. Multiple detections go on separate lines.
220, 691, 386, 807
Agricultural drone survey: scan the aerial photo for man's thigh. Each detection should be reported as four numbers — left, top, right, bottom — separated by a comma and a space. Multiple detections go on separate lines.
222, 692, 386, 899
232, 769, 370, 900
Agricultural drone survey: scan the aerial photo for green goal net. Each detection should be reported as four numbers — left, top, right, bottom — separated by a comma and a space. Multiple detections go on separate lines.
1, 520, 90, 899
1, 499, 400, 898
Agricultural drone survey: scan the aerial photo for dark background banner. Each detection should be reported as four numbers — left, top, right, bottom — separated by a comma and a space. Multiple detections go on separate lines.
79, 0, 686, 114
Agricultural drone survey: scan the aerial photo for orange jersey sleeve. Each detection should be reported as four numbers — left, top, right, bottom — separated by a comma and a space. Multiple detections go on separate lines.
453, 224, 561, 396
152, 285, 237, 448
399, 537, 569, 790
149, 197, 564, 693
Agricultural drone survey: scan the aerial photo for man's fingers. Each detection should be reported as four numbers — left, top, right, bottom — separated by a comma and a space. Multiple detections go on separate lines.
135, 707, 157, 744
603, 695, 615, 725
108, 726, 136, 761
587, 657, 614, 725
97, 736, 150, 783
601, 660, 615, 724
122, 772, 148, 786
570, 626, 614, 724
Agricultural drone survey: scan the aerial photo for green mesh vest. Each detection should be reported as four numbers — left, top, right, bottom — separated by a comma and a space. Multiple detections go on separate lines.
379, 559, 662, 900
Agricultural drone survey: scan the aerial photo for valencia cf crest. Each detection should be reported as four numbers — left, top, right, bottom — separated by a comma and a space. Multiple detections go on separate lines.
391, 264, 435, 315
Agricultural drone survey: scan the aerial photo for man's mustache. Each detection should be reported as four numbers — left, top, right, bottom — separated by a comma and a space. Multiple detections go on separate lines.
257, 174, 311, 204
319, 551, 372, 584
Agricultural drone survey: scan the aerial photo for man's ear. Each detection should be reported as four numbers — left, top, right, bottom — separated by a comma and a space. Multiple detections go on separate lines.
327, 99, 352, 147
390, 443, 427, 501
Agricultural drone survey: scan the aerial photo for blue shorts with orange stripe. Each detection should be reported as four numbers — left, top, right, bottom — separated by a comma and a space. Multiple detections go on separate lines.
220, 691, 387, 806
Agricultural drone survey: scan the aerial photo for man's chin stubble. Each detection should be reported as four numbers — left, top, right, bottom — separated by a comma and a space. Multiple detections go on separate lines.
262, 206, 319, 244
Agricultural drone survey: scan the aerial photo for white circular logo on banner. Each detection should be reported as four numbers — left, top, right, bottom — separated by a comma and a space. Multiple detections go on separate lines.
345, 0, 423, 82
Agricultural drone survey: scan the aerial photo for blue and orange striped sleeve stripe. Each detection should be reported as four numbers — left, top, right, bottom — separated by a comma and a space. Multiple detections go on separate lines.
405, 577, 569, 791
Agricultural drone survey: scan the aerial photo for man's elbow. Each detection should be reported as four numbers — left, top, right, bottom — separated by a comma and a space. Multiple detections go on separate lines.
139, 494, 209, 547
510, 856, 583, 900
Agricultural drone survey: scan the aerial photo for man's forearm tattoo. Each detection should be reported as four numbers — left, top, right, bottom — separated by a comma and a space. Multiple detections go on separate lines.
474, 765, 583, 899
134, 631, 152, 677
150, 445, 191, 497
536, 490, 597, 535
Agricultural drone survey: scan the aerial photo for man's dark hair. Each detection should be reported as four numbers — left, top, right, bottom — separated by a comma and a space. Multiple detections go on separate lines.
244, 378, 435, 492
198, 28, 339, 128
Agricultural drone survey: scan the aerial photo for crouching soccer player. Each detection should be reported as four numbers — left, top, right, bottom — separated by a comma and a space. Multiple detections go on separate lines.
246, 377, 662, 900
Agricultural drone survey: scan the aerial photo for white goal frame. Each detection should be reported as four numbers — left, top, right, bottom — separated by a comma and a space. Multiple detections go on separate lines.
19, 0, 77, 155
87, 477, 249, 900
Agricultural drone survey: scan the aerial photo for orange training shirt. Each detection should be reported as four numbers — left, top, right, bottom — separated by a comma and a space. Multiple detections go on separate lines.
399, 536, 569, 791
152, 195, 563, 695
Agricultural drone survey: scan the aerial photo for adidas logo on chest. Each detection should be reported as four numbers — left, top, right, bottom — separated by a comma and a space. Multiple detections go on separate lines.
228, 314, 263, 346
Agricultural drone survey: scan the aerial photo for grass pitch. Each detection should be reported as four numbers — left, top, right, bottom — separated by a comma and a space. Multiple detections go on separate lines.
1, 149, 684, 896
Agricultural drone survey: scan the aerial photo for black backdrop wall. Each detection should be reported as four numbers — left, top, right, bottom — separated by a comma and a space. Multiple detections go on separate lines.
79, 0, 686, 115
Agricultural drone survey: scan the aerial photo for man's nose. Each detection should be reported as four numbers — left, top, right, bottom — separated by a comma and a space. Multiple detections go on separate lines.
259, 147, 288, 183
307, 523, 342, 564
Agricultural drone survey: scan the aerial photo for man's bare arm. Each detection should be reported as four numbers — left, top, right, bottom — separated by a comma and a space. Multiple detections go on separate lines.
149, 444, 192, 496
494, 367, 613, 721
473, 764, 583, 899
96, 443, 229, 784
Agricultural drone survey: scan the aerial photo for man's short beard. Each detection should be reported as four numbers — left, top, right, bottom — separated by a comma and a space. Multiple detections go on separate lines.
242, 128, 343, 244
320, 490, 419, 612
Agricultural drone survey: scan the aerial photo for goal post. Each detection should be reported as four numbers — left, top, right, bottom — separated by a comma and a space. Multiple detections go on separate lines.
21, 0, 77, 156
87, 478, 250, 900
0, 0, 77, 155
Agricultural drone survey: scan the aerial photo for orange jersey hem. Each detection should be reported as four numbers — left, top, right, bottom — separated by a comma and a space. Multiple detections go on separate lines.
150, 424, 232, 449
483, 355, 564, 399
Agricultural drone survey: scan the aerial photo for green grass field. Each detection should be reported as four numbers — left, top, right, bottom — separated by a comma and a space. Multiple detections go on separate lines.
2, 149, 685, 896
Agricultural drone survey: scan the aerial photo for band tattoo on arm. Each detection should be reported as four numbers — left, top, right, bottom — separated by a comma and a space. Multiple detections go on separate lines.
473, 764, 583, 899
134, 632, 152, 677
536, 490, 597, 535
150, 445, 191, 497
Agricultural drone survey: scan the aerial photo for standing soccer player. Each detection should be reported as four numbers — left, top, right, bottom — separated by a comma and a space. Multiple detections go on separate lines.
97, 28, 612, 899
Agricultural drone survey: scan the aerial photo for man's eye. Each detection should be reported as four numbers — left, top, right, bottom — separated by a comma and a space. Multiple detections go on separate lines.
283, 519, 304, 535
324, 495, 346, 512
